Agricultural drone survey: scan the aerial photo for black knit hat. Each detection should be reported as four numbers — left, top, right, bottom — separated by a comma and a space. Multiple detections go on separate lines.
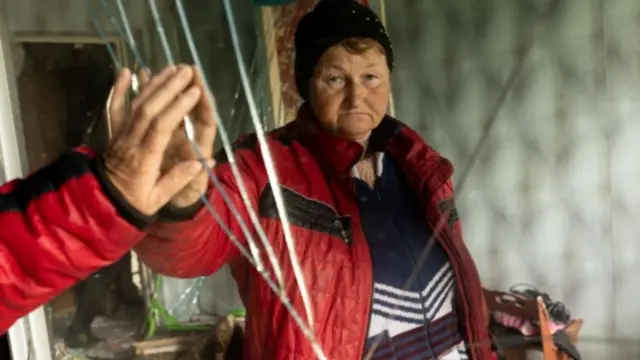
294, 0, 394, 102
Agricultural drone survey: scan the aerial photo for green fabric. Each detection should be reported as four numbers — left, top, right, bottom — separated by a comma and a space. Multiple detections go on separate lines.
145, 275, 246, 337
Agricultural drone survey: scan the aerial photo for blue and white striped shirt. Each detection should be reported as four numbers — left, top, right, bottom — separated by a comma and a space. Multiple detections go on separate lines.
353, 153, 467, 360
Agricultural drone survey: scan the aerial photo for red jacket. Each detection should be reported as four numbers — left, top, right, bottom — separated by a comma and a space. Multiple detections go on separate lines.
0, 146, 146, 333
136, 107, 493, 359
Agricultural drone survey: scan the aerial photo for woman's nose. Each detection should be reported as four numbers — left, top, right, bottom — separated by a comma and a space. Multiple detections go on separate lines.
346, 82, 366, 105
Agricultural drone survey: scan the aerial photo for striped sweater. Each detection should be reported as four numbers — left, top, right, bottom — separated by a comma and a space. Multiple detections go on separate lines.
353, 153, 468, 360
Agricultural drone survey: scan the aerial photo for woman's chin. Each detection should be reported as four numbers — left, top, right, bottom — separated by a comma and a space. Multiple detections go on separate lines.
335, 128, 372, 142
335, 118, 377, 140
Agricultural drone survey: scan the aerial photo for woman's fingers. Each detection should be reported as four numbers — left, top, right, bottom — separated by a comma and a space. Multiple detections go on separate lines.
138, 68, 151, 87
103, 63, 212, 216
151, 160, 204, 209
191, 66, 218, 156
140, 85, 202, 163
107, 68, 132, 138
192, 67, 216, 127
130, 65, 177, 111
134, 67, 152, 95
128, 66, 195, 145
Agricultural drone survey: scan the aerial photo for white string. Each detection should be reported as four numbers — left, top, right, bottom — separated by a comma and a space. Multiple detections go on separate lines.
221, 0, 316, 333
146, 0, 270, 279
171, 0, 294, 290
105, 0, 282, 288
83, 0, 122, 69
99, 0, 145, 66
147, 0, 175, 64
86, 2, 327, 357
172, 1, 326, 356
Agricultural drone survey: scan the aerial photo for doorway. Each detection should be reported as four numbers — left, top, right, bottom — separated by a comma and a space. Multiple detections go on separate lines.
15, 40, 116, 353
15, 42, 115, 170
11, 39, 145, 359
15, 41, 117, 327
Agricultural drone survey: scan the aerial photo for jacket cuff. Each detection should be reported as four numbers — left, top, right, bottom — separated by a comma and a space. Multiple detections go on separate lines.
91, 156, 157, 230
158, 201, 203, 222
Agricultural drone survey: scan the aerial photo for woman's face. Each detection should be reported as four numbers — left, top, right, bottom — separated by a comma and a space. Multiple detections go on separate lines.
308, 40, 391, 142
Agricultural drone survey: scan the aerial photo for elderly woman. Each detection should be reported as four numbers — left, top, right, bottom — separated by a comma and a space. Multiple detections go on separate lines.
134, 0, 492, 359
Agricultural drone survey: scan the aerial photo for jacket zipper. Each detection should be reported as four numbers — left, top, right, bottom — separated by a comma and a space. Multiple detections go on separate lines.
438, 225, 482, 359
359, 259, 374, 359
426, 160, 484, 359
344, 173, 374, 360
356, 149, 373, 360
333, 218, 351, 244
356, 160, 455, 359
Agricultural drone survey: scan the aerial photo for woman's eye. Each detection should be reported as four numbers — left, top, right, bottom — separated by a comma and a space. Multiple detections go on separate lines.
363, 74, 381, 87
326, 75, 345, 87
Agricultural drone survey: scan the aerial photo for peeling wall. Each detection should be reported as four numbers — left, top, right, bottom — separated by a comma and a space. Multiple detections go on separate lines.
386, 0, 640, 358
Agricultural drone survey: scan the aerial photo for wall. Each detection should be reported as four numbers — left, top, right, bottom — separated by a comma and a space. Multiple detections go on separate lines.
385, 0, 640, 358
5, 0, 181, 71
0, 0, 29, 181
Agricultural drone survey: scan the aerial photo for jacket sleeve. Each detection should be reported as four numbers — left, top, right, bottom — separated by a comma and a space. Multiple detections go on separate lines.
0, 146, 149, 333
134, 153, 259, 279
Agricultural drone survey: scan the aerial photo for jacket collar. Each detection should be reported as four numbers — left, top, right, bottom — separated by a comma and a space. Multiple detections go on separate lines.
293, 104, 402, 176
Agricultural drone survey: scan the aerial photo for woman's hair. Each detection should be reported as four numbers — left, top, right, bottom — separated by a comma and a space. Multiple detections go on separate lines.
338, 37, 386, 56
